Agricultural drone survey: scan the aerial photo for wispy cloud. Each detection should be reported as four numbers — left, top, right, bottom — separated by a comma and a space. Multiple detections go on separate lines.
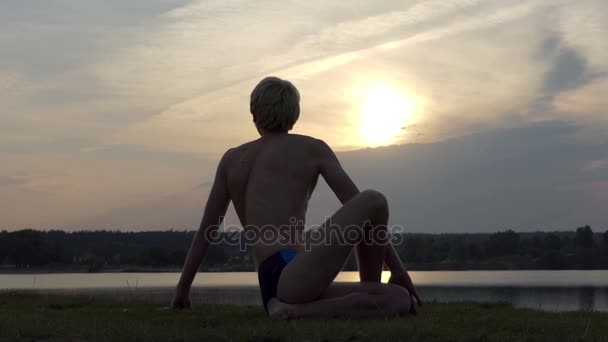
584, 159, 608, 172
92, 0, 564, 154
1, 0, 607, 229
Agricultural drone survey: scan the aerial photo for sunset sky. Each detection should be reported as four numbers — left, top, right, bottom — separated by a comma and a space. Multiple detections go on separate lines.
1, 0, 607, 231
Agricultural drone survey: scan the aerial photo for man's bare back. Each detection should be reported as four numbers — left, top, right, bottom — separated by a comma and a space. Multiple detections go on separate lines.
224, 133, 330, 263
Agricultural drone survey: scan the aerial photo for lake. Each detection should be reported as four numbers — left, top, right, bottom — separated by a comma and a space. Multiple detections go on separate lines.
2, 270, 608, 312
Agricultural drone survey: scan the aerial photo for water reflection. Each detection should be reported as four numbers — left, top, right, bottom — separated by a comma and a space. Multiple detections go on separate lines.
2, 271, 608, 312
579, 287, 595, 311
418, 286, 608, 312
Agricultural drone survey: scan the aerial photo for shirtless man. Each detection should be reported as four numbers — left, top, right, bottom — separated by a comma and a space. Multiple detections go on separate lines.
172, 76, 421, 319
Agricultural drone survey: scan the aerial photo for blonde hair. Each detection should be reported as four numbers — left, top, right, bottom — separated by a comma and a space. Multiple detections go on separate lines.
250, 77, 300, 132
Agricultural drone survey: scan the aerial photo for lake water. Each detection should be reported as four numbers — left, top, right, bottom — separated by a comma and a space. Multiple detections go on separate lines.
2, 271, 608, 312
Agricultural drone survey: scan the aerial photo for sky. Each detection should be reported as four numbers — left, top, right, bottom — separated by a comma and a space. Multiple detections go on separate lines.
1, 0, 607, 232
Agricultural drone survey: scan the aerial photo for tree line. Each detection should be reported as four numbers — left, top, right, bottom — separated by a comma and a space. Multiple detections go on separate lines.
1, 226, 607, 272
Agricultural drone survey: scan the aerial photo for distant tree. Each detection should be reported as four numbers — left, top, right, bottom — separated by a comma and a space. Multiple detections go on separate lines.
402, 235, 423, 262
169, 250, 187, 265
467, 242, 485, 260
2, 227, 606, 271
539, 251, 564, 269
49, 241, 72, 264
430, 238, 451, 263
543, 234, 562, 251
137, 247, 170, 267
4, 230, 50, 267
449, 237, 467, 262
81, 254, 105, 273
531, 234, 543, 258
576, 225, 594, 249
487, 230, 520, 257
574, 226, 595, 269
204, 244, 230, 267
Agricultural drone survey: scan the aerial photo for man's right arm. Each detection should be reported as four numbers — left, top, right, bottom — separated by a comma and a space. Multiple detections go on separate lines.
316, 139, 422, 308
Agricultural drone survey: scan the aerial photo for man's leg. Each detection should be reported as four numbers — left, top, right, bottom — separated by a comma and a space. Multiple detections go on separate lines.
277, 189, 390, 303
268, 282, 411, 319
356, 194, 389, 282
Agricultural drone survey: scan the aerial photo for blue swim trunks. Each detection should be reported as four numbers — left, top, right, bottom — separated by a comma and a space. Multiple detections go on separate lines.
257, 249, 298, 312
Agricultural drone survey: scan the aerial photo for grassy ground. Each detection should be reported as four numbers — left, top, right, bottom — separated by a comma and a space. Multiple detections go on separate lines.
1, 293, 607, 341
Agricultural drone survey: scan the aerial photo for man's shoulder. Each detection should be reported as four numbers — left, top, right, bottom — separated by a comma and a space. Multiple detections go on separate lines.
288, 134, 328, 149
223, 138, 276, 163
288, 133, 317, 141
227, 140, 256, 153
222, 135, 330, 162
221, 141, 255, 162
230, 134, 326, 148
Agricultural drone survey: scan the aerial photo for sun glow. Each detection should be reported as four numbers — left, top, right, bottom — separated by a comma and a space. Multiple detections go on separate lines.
357, 83, 415, 147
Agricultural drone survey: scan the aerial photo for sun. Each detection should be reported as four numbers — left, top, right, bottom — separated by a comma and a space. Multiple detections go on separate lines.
358, 83, 414, 147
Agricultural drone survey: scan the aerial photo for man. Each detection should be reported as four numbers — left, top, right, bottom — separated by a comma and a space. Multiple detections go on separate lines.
172, 76, 421, 319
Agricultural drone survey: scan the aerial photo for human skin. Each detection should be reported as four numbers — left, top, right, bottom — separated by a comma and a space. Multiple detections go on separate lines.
173, 131, 420, 319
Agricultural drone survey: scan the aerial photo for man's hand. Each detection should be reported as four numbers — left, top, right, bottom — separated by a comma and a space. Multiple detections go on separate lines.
388, 268, 422, 308
171, 288, 192, 310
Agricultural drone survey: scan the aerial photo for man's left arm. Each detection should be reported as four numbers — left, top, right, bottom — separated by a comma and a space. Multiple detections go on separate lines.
173, 153, 231, 308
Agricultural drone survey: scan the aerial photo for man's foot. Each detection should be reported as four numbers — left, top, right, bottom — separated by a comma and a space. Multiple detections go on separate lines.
389, 272, 420, 315
388, 271, 421, 304
387, 273, 407, 288
267, 298, 297, 320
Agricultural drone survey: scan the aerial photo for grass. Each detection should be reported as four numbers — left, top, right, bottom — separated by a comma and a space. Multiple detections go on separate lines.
1, 293, 607, 341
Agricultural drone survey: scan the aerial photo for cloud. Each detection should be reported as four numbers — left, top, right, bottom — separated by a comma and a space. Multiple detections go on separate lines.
0, 174, 32, 187
552, 78, 608, 123
91, 0, 513, 100
66, 121, 608, 232
0, 71, 24, 94
525, 30, 607, 126
197, 181, 213, 189
92, 0, 564, 154
543, 48, 595, 94
1, 1, 607, 230
0, 141, 218, 228
0, 171, 93, 198
584, 159, 608, 172
555, 0, 608, 70
327, 121, 608, 232
257, 0, 552, 80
